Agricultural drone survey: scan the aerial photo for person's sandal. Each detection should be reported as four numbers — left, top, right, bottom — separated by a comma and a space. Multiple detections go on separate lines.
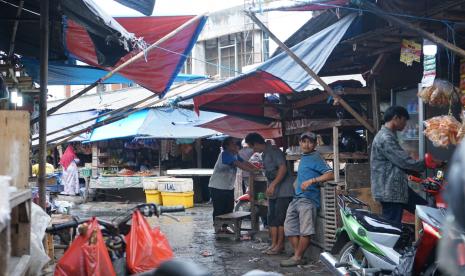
280, 257, 307, 267
265, 248, 285, 255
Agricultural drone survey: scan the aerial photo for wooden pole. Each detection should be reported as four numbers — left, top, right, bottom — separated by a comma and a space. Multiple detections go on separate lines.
38, 0, 49, 210
31, 93, 158, 141
246, 11, 375, 134
333, 126, 340, 182
354, 0, 465, 59
30, 13, 206, 124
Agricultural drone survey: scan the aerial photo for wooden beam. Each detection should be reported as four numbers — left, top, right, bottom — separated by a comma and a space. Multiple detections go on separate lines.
355, 0, 465, 58
292, 93, 328, 109
333, 126, 340, 182
246, 12, 375, 133
285, 119, 367, 135
370, 79, 380, 131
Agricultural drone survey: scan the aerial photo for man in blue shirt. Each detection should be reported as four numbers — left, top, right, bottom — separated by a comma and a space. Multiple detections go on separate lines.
281, 132, 334, 267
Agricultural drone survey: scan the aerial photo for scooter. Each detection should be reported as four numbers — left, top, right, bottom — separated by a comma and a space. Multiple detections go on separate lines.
320, 154, 445, 276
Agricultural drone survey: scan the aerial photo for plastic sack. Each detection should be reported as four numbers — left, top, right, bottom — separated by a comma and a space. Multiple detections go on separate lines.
29, 203, 51, 276
54, 217, 116, 276
0, 176, 11, 231
418, 79, 459, 107
393, 246, 416, 276
126, 210, 174, 273
424, 115, 462, 147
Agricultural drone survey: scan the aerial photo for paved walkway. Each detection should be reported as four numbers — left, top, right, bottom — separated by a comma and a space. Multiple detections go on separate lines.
68, 202, 330, 276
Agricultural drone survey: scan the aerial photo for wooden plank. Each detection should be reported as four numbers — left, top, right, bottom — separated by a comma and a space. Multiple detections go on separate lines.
333, 127, 340, 182
345, 163, 371, 189
9, 190, 31, 209
0, 111, 30, 189
370, 80, 381, 131
285, 119, 366, 135
286, 152, 368, 161
292, 93, 328, 109
216, 211, 251, 219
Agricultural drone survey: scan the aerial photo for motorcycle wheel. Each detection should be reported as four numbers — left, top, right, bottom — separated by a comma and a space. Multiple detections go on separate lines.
338, 242, 368, 276
234, 201, 251, 212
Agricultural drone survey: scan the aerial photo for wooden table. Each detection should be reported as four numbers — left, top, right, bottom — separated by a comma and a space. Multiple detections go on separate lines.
248, 174, 268, 233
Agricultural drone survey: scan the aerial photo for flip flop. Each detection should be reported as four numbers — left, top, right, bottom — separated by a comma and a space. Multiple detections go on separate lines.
265, 249, 285, 255
260, 246, 273, 253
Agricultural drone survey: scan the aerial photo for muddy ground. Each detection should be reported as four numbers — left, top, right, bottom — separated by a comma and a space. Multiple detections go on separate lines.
64, 201, 330, 276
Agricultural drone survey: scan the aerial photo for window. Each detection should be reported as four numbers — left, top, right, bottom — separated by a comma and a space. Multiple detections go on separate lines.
262, 31, 270, 61
219, 34, 237, 78
180, 55, 192, 74
205, 38, 219, 76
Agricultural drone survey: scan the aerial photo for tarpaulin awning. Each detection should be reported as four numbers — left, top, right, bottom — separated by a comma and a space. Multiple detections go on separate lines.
255, 0, 349, 12
114, 0, 156, 16
66, 15, 207, 94
89, 108, 223, 142
0, 0, 139, 64
192, 13, 356, 118
21, 57, 207, 85
32, 110, 99, 146
198, 115, 282, 139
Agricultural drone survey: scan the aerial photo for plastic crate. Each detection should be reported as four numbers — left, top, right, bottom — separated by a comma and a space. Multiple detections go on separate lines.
157, 178, 193, 193
161, 192, 194, 208
145, 190, 162, 205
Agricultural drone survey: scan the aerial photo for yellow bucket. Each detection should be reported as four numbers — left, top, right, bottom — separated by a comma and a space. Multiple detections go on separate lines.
161, 192, 194, 208
145, 190, 162, 205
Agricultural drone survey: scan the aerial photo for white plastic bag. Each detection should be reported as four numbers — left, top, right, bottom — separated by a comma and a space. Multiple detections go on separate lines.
0, 176, 11, 230
29, 203, 51, 276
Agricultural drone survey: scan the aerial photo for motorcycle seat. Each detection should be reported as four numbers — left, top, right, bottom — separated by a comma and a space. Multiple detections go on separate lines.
351, 209, 402, 235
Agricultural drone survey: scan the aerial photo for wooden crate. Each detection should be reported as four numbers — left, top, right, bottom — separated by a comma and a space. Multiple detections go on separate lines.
0, 111, 30, 189
320, 183, 339, 251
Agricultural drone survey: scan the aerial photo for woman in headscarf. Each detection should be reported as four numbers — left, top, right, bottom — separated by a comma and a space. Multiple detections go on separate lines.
60, 146, 80, 196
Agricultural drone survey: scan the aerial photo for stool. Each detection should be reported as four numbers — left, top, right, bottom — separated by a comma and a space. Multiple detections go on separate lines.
214, 211, 251, 241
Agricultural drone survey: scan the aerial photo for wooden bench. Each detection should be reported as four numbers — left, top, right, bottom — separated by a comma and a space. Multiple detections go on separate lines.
214, 211, 251, 241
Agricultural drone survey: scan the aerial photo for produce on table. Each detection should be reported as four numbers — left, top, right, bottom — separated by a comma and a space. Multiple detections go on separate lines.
118, 168, 135, 176
424, 115, 463, 147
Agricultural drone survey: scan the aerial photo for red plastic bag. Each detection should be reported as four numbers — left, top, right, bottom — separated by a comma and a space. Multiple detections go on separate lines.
126, 210, 174, 273
54, 218, 116, 276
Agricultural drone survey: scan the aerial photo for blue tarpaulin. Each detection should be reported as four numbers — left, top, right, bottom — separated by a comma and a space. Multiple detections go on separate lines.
21, 57, 207, 85
89, 108, 224, 142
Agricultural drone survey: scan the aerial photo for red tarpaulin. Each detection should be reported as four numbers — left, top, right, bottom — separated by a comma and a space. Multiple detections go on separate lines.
193, 70, 293, 117
66, 16, 206, 94
199, 115, 282, 139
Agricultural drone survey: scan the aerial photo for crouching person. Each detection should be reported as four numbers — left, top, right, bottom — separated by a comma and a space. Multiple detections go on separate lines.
281, 132, 334, 267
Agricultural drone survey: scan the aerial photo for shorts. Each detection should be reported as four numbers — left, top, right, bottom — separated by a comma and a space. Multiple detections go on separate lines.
267, 197, 293, 227
284, 197, 317, 236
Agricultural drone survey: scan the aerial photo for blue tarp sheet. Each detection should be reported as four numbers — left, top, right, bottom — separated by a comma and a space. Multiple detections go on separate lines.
22, 57, 207, 85
89, 108, 223, 142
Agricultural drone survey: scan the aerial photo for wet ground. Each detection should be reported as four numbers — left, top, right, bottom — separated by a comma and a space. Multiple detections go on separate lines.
66, 201, 331, 276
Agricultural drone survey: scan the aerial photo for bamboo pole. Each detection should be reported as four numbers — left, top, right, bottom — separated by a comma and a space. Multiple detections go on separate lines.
30, 13, 206, 124
34, 79, 210, 142
38, 82, 200, 146
31, 93, 158, 141
246, 11, 375, 133
354, 0, 465, 58
38, 0, 49, 210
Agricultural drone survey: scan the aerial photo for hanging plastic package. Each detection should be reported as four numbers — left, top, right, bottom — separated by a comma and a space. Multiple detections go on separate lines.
126, 210, 174, 273
54, 218, 116, 276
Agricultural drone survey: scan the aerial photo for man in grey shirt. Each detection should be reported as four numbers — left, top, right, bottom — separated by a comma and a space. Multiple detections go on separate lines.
371, 106, 433, 226
245, 133, 294, 255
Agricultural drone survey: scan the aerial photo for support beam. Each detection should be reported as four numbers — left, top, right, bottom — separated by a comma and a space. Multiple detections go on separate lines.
31, 13, 206, 124
38, 0, 48, 210
370, 79, 380, 131
354, 0, 465, 58
246, 11, 375, 133
333, 126, 340, 182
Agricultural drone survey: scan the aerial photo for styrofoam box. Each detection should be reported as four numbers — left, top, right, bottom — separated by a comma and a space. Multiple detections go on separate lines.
157, 178, 193, 193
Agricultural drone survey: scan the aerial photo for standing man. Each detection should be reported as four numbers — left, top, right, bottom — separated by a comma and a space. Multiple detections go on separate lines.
281, 132, 334, 267
209, 137, 258, 233
371, 106, 429, 226
245, 133, 295, 255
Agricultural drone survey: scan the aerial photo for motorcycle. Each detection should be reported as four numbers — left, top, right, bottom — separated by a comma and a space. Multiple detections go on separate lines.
320, 154, 446, 276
